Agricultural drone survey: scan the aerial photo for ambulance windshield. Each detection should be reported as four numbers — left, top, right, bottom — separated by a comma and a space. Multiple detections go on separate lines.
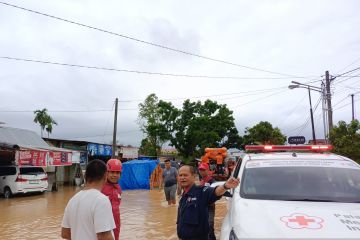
240, 159, 360, 203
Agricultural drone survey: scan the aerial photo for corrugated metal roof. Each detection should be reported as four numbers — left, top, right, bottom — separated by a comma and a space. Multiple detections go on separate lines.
0, 126, 49, 148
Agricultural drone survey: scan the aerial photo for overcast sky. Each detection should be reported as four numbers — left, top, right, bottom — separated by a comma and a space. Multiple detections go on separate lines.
0, 0, 359, 147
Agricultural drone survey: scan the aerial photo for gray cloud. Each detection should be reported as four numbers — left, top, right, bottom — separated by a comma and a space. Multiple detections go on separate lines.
1, 0, 359, 147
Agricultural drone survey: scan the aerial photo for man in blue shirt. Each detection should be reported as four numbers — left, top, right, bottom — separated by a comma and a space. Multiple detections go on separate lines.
177, 165, 239, 240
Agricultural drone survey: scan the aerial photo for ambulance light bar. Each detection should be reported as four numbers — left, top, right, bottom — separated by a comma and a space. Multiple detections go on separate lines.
245, 145, 333, 152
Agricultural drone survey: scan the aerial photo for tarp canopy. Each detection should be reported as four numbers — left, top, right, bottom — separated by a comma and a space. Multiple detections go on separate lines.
0, 127, 76, 166
120, 159, 159, 190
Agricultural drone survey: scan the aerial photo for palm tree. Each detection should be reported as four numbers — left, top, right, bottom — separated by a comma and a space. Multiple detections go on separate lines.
34, 108, 57, 137
45, 115, 57, 138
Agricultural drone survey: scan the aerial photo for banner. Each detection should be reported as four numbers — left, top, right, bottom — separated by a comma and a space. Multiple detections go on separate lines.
48, 151, 72, 166
104, 145, 112, 156
18, 150, 47, 166
121, 147, 138, 159
88, 143, 112, 156
88, 143, 98, 156
80, 152, 87, 165
72, 151, 81, 164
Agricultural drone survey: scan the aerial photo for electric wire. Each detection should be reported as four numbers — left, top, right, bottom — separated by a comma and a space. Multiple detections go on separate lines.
334, 66, 360, 78
333, 95, 352, 108
336, 57, 360, 74
278, 93, 307, 130
285, 96, 321, 136
333, 97, 360, 111
297, 97, 322, 135
69, 129, 141, 140
0, 56, 316, 81
231, 89, 288, 108
102, 101, 115, 142
0, 1, 314, 78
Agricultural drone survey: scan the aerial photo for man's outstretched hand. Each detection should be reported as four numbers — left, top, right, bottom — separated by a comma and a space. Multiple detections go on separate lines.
225, 177, 240, 189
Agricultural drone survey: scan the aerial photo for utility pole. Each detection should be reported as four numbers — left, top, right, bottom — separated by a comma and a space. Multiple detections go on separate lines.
308, 87, 317, 144
112, 98, 118, 158
325, 71, 333, 131
351, 94, 355, 121
321, 81, 328, 142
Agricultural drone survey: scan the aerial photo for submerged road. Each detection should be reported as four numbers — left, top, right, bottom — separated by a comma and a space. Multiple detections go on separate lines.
0, 186, 227, 240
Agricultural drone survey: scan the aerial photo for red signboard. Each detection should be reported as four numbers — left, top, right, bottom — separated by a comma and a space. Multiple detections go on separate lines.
48, 151, 72, 166
18, 150, 47, 166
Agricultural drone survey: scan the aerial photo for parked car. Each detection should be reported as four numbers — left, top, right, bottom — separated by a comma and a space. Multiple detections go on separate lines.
219, 145, 360, 239
0, 165, 48, 198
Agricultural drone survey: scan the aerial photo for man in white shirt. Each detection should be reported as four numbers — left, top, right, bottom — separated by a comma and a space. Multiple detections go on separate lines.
61, 159, 115, 240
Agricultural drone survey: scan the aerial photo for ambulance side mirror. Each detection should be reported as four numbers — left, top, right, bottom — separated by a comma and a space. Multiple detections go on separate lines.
223, 191, 233, 198
210, 181, 233, 198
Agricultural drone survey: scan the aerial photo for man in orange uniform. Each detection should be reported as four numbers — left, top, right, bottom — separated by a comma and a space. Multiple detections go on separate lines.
102, 159, 122, 240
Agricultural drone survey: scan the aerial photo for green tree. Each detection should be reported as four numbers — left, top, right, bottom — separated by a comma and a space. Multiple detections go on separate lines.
243, 121, 286, 145
45, 115, 57, 138
329, 120, 360, 163
138, 137, 159, 156
222, 127, 243, 149
157, 99, 240, 159
138, 94, 169, 156
33, 108, 57, 137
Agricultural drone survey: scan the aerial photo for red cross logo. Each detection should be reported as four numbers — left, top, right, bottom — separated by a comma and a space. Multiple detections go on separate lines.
281, 213, 324, 229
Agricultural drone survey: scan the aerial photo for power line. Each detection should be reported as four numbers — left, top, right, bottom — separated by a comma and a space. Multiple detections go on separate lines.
0, 84, 293, 113
333, 95, 351, 108
297, 96, 322, 135
337, 84, 360, 91
285, 96, 321, 136
333, 97, 360, 111
102, 101, 115, 143
335, 66, 360, 78
0, 87, 297, 114
335, 74, 360, 85
232, 89, 288, 108
0, 56, 317, 81
158, 86, 289, 102
278, 93, 307, 130
332, 91, 360, 111
336, 75, 360, 78
336, 57, 360, 75
0, 1, 312, 78
69, 129, 141, 140
111, 84, 318, 103
0, 109, 135, 113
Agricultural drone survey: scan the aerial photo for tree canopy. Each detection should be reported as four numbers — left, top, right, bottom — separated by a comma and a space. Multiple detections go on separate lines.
157, 98, 240, 159
138, 94, 168, 156
329, 120, 360, 163
33, 108, 57, 138
137, 94, 242, 159
243, 121, 286, 145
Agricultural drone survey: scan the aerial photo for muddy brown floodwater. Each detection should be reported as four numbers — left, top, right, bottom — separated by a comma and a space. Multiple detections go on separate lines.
0, 186, 227, 240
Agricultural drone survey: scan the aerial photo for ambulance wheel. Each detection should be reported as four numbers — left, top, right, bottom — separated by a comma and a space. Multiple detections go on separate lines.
4, 187, 12, 199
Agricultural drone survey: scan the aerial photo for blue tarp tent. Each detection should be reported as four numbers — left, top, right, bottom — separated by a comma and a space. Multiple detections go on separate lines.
119, 159, 159, 190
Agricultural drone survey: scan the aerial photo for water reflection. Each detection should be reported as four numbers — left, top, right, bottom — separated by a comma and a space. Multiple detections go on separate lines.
0, 186, 226, 240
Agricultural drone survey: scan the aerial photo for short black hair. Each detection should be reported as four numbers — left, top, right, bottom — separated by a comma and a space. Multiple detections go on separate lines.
180, 165, 195, 175
85, 159, 107, 183
164, 159, 170, 163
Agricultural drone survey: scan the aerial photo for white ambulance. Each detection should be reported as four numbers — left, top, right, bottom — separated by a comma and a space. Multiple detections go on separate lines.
220, 145, 360, 239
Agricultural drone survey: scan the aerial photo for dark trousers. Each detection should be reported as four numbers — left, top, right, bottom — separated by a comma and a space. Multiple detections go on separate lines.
208, 206, 216, 240
180, 237, 207, 240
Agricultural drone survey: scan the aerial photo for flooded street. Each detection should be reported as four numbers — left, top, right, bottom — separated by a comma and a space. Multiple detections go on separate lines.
0, 186, 227, 240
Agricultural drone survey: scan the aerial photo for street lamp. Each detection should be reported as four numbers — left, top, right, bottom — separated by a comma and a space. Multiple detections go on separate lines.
288, 82, 322, 145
